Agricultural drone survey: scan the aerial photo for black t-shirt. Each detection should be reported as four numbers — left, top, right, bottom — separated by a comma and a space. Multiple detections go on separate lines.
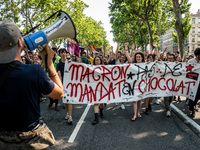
108, 59, 116, 65
0, 62, 54, 131
25, 57, 33, 64
57, 61, 65, 82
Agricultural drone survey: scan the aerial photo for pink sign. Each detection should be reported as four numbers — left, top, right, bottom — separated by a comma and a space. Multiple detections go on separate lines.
67, 40, 79, 56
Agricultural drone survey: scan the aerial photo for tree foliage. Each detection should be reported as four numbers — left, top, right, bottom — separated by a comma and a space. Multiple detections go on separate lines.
109, 0, 168, 51
164, 0, 192, 57
0, 0, 109, 49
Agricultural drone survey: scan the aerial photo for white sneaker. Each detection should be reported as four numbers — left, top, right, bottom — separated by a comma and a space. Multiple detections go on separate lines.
68, 116, 73, 125
121, 104, 125, 110
65, 113, 69, 120
155, 99, 160, 105
166, 111, 171, 117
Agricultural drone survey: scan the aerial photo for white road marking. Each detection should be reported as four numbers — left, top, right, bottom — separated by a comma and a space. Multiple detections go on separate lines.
68, 104, 91, 143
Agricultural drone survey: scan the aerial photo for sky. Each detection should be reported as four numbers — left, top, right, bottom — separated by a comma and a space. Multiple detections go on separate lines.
82, 0, 115, 48
82, 0, 200, 50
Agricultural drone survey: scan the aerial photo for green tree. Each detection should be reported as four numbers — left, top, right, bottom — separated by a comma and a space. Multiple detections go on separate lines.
109, 0, 162, 51
167, 0, 192, 57
110, 10, 149, 52
0, 0, 109, 49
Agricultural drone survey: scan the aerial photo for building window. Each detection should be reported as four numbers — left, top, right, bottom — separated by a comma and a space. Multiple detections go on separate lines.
192, 27, 195, 33
192, 38, 195, 42
192, 18, 195, 23
198, 36, 200, 41
198, 18, 200, 23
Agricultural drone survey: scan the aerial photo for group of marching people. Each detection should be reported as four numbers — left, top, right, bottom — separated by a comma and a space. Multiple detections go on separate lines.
87, 42, 198, 124
1, 20, 199, 150
22, 42, 199, 125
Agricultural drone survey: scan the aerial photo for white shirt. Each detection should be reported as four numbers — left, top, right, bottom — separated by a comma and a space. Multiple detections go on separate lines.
188, 58, 199, 64
115, 59, 120, 65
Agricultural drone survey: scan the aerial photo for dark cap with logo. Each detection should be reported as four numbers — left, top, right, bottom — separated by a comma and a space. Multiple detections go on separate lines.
0, 19, 21, 63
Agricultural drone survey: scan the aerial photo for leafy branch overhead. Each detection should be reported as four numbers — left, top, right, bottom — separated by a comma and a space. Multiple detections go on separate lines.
109, 0, 192, 56
0, 0, 109, 49
0, 0, 193, 55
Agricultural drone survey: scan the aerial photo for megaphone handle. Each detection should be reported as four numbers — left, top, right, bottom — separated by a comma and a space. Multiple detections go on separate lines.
45, 54, 48, 73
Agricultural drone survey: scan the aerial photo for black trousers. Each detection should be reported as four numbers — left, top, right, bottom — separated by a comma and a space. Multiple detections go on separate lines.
189, 83, 200, 112
49, 98, 58, 105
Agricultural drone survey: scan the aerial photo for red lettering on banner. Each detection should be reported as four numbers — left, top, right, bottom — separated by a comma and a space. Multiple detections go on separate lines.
109, 82, 116, 100
138, 79, 145, 94
166, 78, 173, 91
66, 63, 199, 103
145, 78, 151, 92
69, 63, 130, 83
88, 86, 96, 103
151, 77, 158, 90
81, 67, 93, 83
158, 77, 166, 90
187, 73, 197, 77
115, 79, 126, 97
80, 84, 91, 103
172, 80, 177, 92
101, 66, 111, 82
175, 81, 185, 94
79, 84, 97, 103
97, 82, 116, 102
185, 81, 196, 95
66, 83, 83, 102
92, 67, 101, 81
74, 82, 117, 103
69, 64, 84, 81
121, 64, 131, 79
136, 77, 197, 95
111, 66, 121, 80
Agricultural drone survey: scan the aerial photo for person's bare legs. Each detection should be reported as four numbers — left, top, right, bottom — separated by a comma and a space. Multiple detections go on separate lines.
68, 104, 73, 117
132, 101, 137, 121
137, 100, 142, 118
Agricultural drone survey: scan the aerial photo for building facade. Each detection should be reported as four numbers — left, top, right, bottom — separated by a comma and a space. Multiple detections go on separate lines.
189, 9, 200, 54
161, 27, 177, 53
159, 10, 200, 55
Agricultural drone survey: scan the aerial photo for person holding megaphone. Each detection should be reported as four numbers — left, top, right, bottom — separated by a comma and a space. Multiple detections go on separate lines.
0, 19, 64, 150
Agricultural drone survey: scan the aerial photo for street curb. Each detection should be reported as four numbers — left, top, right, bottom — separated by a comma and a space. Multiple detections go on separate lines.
170, 103, 200, 138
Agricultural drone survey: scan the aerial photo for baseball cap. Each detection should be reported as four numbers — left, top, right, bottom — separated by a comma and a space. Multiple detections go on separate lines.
0, 19, 21, 63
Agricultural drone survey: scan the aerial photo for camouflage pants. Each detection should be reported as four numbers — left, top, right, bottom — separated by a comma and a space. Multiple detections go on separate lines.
0, 120, 55, 150
164, 96, 173, 111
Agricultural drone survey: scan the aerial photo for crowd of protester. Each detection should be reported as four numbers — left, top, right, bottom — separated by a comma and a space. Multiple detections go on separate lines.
21, 42, 199, 125
2, 19, 200, 150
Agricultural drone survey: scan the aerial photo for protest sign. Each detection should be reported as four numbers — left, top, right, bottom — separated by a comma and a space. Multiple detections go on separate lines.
63, 62, 200, 104
67, 40, 79, 56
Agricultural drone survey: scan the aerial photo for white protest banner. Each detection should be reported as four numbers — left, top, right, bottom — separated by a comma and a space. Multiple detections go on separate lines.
63, 62, 200, 104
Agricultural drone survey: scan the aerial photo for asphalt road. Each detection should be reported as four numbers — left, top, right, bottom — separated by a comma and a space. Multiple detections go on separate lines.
40, 97, 200, 150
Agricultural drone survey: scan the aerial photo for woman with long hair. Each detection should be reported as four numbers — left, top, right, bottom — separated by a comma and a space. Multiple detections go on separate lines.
131, 51, 145, 121
92, 56, 105, 125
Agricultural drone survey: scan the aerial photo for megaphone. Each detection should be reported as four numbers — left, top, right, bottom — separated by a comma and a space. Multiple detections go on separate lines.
23, 10, 77, 51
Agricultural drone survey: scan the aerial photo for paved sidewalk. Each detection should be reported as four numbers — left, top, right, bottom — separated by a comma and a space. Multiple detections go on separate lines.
171, 96, 200, 125
159, 96, 200, 137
